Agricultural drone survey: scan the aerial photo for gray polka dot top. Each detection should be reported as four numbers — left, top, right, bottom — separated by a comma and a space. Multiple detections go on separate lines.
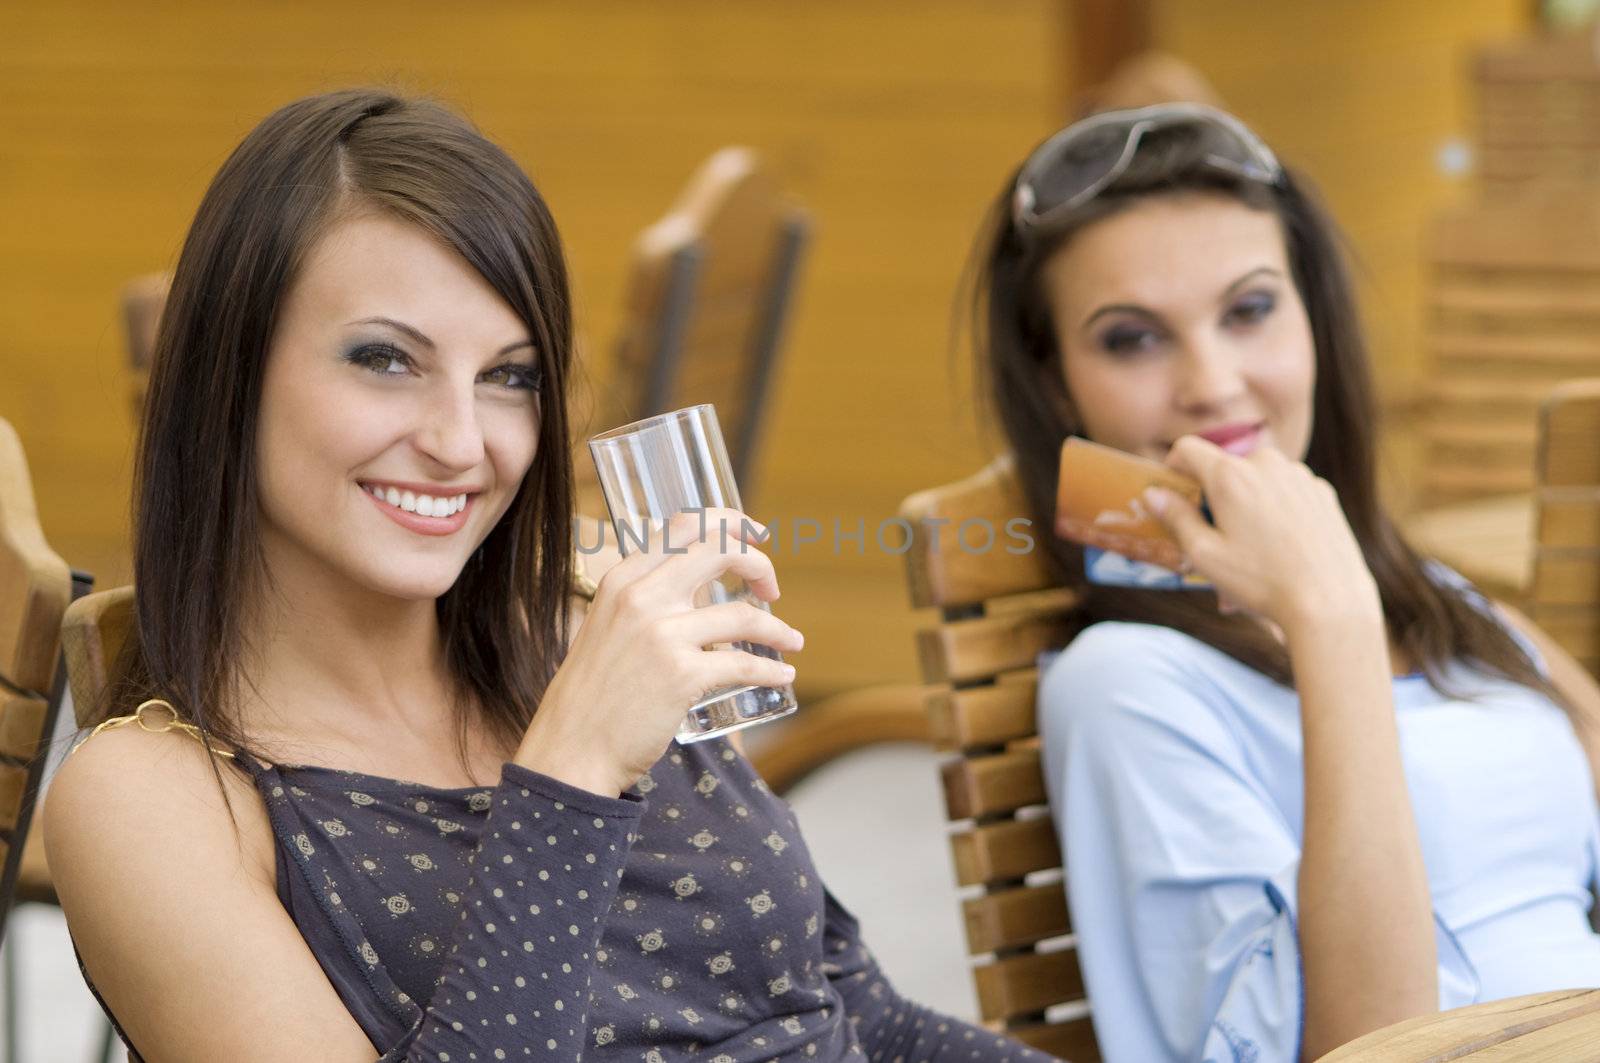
89, 736, 1057, 1061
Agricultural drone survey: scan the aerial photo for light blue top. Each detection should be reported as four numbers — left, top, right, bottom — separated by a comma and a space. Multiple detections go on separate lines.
1038, 615, 1600, 1063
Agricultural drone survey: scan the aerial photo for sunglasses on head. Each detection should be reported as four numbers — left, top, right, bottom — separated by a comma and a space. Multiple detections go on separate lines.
1011, 102, 1282, 236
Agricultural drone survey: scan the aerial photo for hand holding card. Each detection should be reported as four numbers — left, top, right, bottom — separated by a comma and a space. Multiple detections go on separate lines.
1054, 437, 1211, 588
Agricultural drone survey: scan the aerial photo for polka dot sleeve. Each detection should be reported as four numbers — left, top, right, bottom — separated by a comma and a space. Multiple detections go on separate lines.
380, 762, 644, 1061
819, 890, 1058, 1062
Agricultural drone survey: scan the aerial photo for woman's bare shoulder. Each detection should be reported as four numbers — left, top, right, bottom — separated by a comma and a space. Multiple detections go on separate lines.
44, 722, 276, 893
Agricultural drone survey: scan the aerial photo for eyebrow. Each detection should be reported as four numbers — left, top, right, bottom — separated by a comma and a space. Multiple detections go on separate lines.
1078, 266, 1286, 334
347, 316, 535, 357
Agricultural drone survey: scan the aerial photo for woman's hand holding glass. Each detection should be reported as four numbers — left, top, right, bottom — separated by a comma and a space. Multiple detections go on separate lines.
1144, 436, 1381, 636
515, 508, 803, 797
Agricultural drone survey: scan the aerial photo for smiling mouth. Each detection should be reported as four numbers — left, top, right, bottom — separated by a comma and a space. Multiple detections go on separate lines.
361, 483, 469, 518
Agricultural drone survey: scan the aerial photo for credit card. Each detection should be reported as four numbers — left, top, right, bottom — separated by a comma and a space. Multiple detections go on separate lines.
1055, 437, 1211, 589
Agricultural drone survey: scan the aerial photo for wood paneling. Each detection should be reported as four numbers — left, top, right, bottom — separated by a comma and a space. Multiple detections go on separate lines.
0, 1, 1538, 696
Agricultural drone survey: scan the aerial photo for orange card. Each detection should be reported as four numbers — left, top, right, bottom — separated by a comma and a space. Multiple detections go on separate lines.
1054, 437, 1204, 573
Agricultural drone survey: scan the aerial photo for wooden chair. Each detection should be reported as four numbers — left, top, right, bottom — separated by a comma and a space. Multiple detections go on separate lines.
579, 147, 810, 511
1406, 377, 1600, 676
120, 273, 169, 419
899, 457, 1097, 1060
1401, 186, 1600, 604
0, 417, 76, 929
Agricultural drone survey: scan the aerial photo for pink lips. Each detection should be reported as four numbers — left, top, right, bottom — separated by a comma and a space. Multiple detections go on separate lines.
1196, 423, 1263, 456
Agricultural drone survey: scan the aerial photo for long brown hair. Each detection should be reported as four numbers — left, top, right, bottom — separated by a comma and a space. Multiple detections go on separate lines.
101, 89, 575, 772
973, 118, 1554, 699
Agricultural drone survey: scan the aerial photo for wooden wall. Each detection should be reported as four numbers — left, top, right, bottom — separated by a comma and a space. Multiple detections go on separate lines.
0, 1, 1539, 698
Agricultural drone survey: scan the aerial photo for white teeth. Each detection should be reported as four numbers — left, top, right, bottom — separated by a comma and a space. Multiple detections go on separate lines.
365, 485, 470, 518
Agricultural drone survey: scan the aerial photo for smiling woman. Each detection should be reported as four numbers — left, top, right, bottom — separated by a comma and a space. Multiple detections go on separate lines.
42, 88, 1048, 1063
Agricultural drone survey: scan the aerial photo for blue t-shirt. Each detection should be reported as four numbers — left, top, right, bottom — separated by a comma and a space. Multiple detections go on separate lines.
1038, 617, 1600, 1063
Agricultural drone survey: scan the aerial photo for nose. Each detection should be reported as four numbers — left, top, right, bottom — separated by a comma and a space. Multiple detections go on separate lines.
1173, 333, 1247, 413
415, 377, 486, 472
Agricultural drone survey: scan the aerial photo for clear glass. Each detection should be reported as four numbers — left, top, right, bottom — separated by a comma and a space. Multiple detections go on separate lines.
588, 404, 798, 743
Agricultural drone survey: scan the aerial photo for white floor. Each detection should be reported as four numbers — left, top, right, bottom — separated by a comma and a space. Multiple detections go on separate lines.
0, 724, 974, 1062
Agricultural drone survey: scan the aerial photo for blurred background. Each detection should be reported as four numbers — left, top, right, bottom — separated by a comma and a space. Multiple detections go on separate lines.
6, 0, 1599, 1058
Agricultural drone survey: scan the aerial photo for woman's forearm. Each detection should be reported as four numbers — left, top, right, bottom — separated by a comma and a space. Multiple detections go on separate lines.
1288, 605, 1437, 1059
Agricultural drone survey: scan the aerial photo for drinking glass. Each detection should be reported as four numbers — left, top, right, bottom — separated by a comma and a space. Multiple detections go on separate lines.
588, 404, 798, 743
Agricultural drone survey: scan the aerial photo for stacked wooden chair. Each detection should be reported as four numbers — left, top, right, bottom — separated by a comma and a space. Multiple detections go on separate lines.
1475, 30, 1600, 196
1402, 189, 1600, 610
899, 457, 1097, 1060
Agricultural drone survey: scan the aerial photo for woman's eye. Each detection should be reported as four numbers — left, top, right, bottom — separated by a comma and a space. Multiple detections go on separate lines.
346, 344, 412, 376
1100, 324, 1160, 356
481, 363, 541, 392
1225, 292, 1276, 327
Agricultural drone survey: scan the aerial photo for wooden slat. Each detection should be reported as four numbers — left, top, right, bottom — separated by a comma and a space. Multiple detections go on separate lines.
900, 457, 1053, 610
1430, 334, 1600, 366
917, 611, 1072, 687
0, 418, 73, 695
1401, 493, 1534, 602
941, 748, 1045, 821
1530, 604, 1600, 666
963, 882, 1069, 954
973, 948, 1086, 1022
1540, 381, 1600, 486
0, 689, 47, 761
1006, 1017, 1101, 1062
1537, 494, 1600, 548
0, 761, 28, 831
950, 817, 1062, 888
926, 677, 1038, 752
61, 585, 134, 727
1533, 554, 1600, 607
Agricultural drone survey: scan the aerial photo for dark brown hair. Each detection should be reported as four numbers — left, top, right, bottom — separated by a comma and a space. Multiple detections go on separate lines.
973, 119, 1555, 699
100, 89, 575, 773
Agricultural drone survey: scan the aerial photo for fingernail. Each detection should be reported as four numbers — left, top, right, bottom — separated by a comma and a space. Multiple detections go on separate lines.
790, 629, 805, 650
1142, 486, 1169, 515
780, 664, 796, 680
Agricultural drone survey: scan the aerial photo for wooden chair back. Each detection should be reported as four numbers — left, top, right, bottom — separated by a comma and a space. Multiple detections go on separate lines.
899, 457, 1098, 1061
60, 585, 135, 728
1527, 379, 1600, 676
120, 273, 170, 419
1419, 186, 1600, 506
0, 417, 75, 933
596, 147, 809, 501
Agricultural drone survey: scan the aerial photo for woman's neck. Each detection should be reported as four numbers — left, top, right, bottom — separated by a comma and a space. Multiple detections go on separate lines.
235, 559, 459, 754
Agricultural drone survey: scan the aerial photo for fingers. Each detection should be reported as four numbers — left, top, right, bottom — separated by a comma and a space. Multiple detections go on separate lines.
671, 601, 804, 654
1163, 435, 1229, 482
1143, 485, 1222, 568
601, 508, 776, 598
696, 646, 797, 694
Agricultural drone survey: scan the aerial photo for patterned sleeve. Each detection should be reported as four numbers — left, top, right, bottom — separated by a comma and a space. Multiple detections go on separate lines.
378, 762, 644, 1061
818, 888, 1060, 1062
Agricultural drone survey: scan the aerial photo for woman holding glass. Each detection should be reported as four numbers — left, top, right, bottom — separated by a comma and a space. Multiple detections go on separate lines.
44, 89, 1048, 1063
970, 102, 1600, 1061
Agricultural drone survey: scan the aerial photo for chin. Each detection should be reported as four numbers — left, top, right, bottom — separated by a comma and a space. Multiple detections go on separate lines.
358, 561, 471, 603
